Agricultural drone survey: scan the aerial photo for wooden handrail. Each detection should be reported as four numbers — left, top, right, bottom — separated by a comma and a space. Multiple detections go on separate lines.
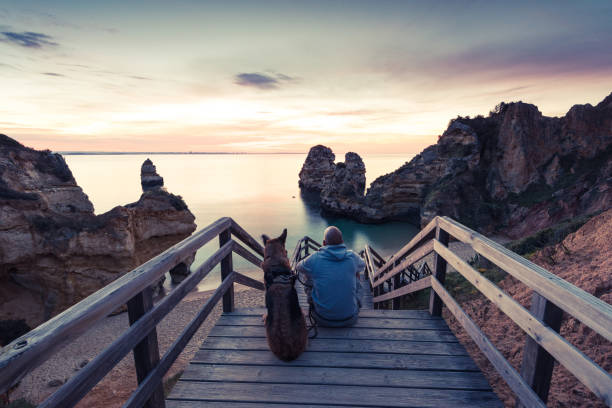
375, 217, 437, 276
433, 239, 612, 404
372, 240, 434, 285
430, 277, 546, 408
373, 276, 431, 303
0, 216, 268, 408
366, 215, 612, 406
437, 216, 612, 342
0, 216, 231, 393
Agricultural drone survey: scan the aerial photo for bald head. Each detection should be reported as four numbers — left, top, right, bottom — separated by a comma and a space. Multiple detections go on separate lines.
323, 226, 343, 246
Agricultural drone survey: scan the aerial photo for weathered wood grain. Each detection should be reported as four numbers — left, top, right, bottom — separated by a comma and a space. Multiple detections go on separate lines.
434, 240, 612, 406
228, 307, 434, 319
373, 276, 431, 303
231, 240, 263, 269
429, 227, 449, 316
216, 313, 448, 330
180, 364, 492, 390
229, 218, 265, 256
38, 240, 234, 408
123, 272, 236, 408
126, 287, 165, 408
517, 292, 564, 407
208, 324, 458, 342
191, 349, 480, 371
219, 229, 234, 312
0, 217, 232, 394
373, 240, 434, 285
199, 336, 469, 355
232, 271, 265, 291
376, 217, 437, 276
430, 276, 546, 408
167, 381, 502, 407
437, 216, 612, 342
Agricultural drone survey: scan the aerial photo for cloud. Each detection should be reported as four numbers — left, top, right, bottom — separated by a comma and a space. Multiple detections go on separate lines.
42, 72, 64, 77
234, 72, 295, 90
1, 31, 58, 48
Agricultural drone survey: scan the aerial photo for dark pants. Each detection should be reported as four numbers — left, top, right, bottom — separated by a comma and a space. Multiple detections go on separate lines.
304, 278, 362, 328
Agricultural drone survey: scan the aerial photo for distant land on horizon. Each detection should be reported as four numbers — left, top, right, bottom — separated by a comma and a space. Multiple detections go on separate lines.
59, 151, 305, 155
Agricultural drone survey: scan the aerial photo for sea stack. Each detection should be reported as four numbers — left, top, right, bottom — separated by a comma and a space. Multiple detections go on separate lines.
298, 145, 336, 192
141, 158, 164, 191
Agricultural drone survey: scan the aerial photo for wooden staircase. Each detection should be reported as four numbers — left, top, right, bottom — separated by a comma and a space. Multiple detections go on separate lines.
1, 217, 610, 408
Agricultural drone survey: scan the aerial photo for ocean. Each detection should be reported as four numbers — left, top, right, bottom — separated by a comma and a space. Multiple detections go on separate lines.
64, 153, 418, 291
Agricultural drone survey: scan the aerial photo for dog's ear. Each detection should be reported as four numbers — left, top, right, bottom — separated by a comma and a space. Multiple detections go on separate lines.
261, 234, 270, 245
279, 228, 287, 244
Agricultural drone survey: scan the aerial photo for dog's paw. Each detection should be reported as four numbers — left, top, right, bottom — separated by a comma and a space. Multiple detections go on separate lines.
261, 313, 267, 323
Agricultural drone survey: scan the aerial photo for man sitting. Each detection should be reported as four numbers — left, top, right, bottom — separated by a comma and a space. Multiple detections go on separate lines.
296, 226, 364, 327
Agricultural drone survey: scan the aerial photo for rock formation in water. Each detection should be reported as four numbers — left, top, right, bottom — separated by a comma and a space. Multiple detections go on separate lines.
298, 145, 336, 192
0, 135, 197, 321
141, 158, 164, 191
299, 92, 612, 238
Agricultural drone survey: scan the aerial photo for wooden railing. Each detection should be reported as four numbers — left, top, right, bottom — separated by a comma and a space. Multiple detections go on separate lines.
291, 236, 322, 268
0, 217, 266, 408
362, 216, 612, 407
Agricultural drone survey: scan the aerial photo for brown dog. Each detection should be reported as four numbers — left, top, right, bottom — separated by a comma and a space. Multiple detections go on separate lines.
261, 229, 308, 361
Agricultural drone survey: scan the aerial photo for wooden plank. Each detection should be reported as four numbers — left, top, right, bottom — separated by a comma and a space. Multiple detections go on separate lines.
429, 228, 450, 316
123, 272, 236, 408
430, 276, 546, 408
363, 245, 378, 298
376, 217, 438, 276
373, 276, 431, 303
0, 217, 231, 394
229, 307, 434, 319
126, 287, 165, 408
373, 240, 434, 284
517, 292, 564, 407
231, 240, 263, 269
37, 240, 233, 408
434, 240, 612, 406
232, 271, 265, 291
229, 218, 264, 256
306, 236, 322, 248
191, 349, 477, 371
215, 313, 448, 330
208, 325, 459, 342
168, 401, 373, 408
180, 364, 492, 390
167, 381, 502, 407
199, 336, 469, 356
219, 229, 234, 313
437, 216, 612, 342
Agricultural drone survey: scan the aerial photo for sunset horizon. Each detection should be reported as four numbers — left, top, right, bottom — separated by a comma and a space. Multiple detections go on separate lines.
2, 1, 612, 153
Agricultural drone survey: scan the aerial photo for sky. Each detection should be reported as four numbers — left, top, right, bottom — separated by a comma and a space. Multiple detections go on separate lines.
1, 1, 611, 153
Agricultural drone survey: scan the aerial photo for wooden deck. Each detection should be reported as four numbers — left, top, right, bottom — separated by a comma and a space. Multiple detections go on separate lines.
166, 273, 501, 407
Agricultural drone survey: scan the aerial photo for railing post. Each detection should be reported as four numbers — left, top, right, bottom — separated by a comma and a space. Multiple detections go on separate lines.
219, 229, 234, 312
392, 259, 401, 310
516, 292, 563, 407
429, 226, 449, 316
127, 286, 165, 408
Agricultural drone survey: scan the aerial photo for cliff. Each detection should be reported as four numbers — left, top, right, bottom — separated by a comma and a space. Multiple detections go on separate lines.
300, 93, 612, 237
0, 135, 196, 322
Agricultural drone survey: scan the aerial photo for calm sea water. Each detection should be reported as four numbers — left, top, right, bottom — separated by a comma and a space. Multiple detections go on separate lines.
64, 153, 417, 290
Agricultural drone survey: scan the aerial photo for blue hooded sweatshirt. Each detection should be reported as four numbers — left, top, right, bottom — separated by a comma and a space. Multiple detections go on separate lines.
296, 244, 365, 321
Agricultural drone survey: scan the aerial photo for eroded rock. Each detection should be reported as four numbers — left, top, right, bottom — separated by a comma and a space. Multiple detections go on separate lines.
299, 92, 612, 237
0, 136, 197, 321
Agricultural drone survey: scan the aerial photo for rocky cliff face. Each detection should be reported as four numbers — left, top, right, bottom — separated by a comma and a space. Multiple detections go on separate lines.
299, 93, 612, 238
0, 135, 196, 320
298, 147, 367, 217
